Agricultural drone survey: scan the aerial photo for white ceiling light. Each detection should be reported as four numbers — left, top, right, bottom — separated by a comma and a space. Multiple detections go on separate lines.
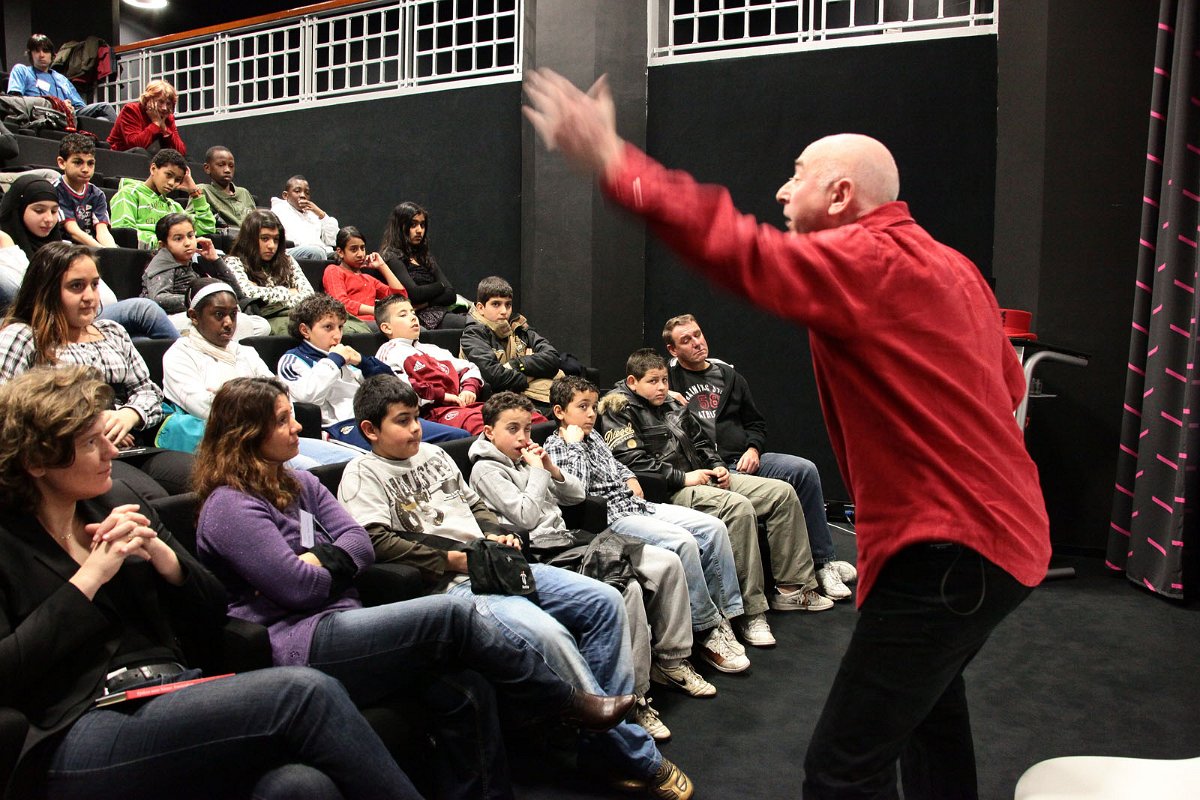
123, 0, 169, 9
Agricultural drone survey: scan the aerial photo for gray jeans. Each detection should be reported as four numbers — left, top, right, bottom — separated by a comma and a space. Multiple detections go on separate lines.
622, 543, 693, 696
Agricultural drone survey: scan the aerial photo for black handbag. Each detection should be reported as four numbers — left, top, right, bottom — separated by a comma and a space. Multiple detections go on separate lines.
465, 539, 539, 604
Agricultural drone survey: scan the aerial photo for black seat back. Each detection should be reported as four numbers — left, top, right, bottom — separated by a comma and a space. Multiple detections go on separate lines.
95, 246, 151, 301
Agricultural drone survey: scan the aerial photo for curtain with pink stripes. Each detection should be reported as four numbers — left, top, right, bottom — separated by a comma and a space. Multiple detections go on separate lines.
1108, 0, 1199, 599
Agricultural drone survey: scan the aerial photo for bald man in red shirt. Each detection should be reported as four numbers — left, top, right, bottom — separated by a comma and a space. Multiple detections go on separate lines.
524, 70, 1050, 800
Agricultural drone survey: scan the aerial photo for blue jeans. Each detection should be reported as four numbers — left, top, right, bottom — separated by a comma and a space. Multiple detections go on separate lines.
44, 667, 418, 800
733, 451, 837, 565
307, 594, 578, 800
802, 543, 1032, 799
447, 564, 661, 778
289, 244, 331, 261
290, 437, 364, 468
78, 102, 118, 121
610, 502, 744, 631
98, 298, 179, 340
328, 417, 470, 449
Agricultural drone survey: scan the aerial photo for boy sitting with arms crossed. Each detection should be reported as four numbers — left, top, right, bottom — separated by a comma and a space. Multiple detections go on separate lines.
598, 349, 833, 650
469, 390, 700, 740
375, 294, 545, 434
544, 375, 750, 682
460, 276, 565, 413
110, 147, 217, 248
277, 293, 469, 448
143, 212, 270, 339
55, 133, 116, 249
338, 374, 693, 798
200, 145, 257, 233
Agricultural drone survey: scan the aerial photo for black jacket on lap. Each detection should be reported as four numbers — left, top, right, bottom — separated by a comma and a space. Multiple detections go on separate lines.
596, 380, 723, 494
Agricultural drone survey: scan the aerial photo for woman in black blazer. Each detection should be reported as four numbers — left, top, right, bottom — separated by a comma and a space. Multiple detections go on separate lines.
0, 365, 420, 800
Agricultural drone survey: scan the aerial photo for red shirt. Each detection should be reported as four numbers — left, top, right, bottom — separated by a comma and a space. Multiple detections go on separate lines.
107, 102, 187, 155
322, 264, 406, 321
603, 145, 1050, 604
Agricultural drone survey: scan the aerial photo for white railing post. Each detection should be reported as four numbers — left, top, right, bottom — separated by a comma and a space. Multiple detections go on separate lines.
301, 16, 315, 103
214, 35, 227, 116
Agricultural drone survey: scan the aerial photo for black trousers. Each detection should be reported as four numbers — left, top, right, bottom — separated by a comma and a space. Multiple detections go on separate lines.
803, 542, 1033, 800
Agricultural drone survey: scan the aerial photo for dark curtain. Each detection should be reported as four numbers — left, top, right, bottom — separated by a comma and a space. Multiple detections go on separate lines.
1108, 0, 1200, 599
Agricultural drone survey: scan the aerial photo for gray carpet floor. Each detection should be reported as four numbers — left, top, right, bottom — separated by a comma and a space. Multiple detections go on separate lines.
513, 528, 1200, 799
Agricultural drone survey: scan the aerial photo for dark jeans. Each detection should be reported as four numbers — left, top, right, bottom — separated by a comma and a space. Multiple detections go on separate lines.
307, 594, 578, 800
803, 542, 1033, 800
45, 667, 418, 800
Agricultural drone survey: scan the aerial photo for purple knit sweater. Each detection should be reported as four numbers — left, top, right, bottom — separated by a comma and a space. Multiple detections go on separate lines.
196, 469, 376, 666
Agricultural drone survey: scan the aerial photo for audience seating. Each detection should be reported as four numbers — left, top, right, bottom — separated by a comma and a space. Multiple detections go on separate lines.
134, 338, 173, 388
74, 115, 113, 139
298, 257, 333, 290
4, 134, 59, 170
109, 227, 140, 248
207, 231, 234, 252
95, 246, 151, 301
93, 147, 151, 180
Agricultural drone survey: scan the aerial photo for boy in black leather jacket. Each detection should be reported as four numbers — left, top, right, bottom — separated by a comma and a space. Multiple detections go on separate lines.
597, 348, 832, 649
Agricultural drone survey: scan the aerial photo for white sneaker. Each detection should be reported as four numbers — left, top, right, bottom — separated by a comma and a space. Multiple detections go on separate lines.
769, 586, 835, 612
817, 562, 853, 600
716, 617, 746, 656
735, 612, 776, 647
696, 625, 751, 673
650, 659, 717, 697
829, 560, 858, 584
633, 696, 671, 741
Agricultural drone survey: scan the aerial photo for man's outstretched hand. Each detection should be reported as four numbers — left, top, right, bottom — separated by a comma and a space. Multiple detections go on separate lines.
523, 69, 625, 177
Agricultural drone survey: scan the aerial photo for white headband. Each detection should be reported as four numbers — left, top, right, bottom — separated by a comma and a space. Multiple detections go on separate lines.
189, 282, 236, 310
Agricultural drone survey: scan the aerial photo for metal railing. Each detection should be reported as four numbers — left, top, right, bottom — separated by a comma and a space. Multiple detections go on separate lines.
649, 0, 997, 63
99, 0, 521, 121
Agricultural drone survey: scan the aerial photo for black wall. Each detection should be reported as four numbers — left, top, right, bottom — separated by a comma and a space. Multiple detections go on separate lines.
1009, 2, 1157, 552
180, 83, 525, 308
644, 37, 998, 501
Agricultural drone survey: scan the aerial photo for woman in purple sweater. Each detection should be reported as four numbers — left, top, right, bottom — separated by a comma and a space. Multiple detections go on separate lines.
193, 377, 632, 800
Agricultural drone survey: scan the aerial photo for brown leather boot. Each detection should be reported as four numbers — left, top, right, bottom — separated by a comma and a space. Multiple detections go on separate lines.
561, 691, 636, 731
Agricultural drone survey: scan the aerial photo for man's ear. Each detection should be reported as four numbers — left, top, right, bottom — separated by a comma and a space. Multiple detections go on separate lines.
665, 341, 678, 358
359, 419, 380, 443
474, 302, 486, 312
552, 404, 566, 422
56, 156, 67, 170
298, 323, 312, 341
625, 375, 638, 389
378, 320, 392, 337
827, 177, 854, 218
482, 423, 495, 442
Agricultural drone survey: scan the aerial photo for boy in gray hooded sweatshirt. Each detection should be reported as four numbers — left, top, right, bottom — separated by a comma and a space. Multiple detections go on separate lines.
469, 391, 707, 743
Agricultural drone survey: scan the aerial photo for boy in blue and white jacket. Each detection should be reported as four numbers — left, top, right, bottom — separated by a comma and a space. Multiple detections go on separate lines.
278, 294, 469, 448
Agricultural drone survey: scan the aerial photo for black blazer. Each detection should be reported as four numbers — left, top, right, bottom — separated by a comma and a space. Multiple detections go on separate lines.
0, 480, 227, 790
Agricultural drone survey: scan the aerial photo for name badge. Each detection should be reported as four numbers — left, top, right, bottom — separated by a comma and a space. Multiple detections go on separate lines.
36, 78, 51, 92
300, 509, 315, 549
